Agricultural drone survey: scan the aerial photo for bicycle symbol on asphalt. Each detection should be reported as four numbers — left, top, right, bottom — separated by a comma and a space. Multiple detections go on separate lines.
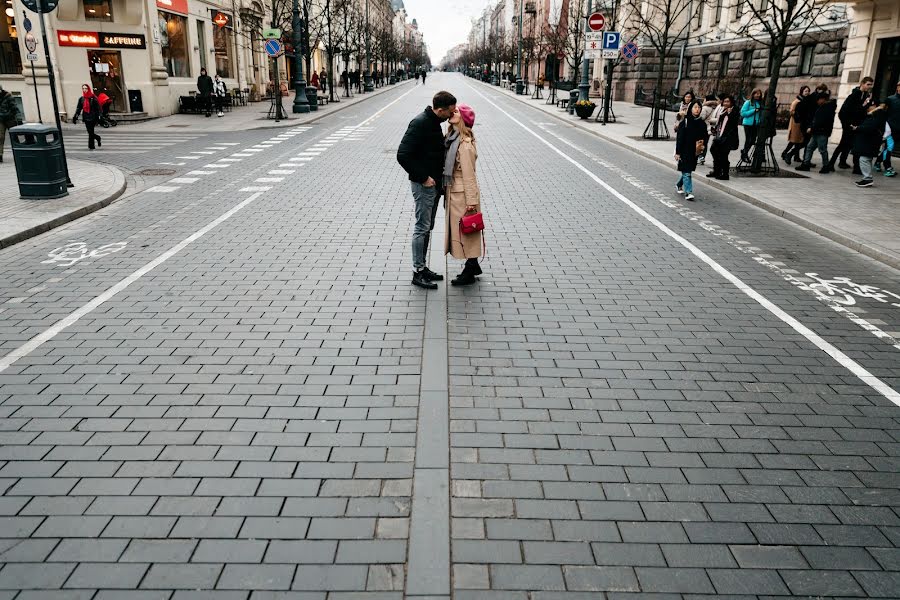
806, 273, 900, 309
41, 241, 128, 267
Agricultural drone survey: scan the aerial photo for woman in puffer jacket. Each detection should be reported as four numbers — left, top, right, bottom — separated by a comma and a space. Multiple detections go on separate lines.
697, 95, 719, 166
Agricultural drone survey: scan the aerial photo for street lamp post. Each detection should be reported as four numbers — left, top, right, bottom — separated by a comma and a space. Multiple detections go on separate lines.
364, 0, 374, 92
578, 0, 592, 102
291, 0, 310, 113
515, 0, 524, 94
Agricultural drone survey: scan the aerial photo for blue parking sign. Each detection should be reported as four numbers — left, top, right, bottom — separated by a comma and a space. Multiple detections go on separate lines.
601, 32, 621, 51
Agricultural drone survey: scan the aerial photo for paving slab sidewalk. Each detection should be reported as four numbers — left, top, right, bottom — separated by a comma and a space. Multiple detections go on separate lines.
68, 79, 415, 135
0, 158, 126, 249
477, 80, 900, 270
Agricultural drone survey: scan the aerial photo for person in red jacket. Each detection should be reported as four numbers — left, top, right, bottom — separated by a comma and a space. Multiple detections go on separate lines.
72, 84, 101, 150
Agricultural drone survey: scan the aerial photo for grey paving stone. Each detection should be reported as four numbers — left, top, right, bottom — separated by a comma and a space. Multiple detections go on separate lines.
141, 564, 222, 589
780, 569, 866, 596
452, 540, 522, 564
120, 539, 197, 563
634, 567, 715, 594
0, 563, 75, 589
218, 564, 296, 590
562, 566, 639, 592
489, 565, 565, 590
48, 538, 128, 563
64, 563, 148, 589
591, 543, 666, 567
729, 544, 809, 569
292, 565, 368, 591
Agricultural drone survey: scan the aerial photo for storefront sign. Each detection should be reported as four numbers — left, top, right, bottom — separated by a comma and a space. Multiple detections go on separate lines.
100, 33, 147, 49
57, 30, 146, 49
57, 30, 100, 47
212, 11, 231, 28
156, 0, 189, 14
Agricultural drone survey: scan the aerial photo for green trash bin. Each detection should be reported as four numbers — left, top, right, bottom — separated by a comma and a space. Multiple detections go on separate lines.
10, 123, 68, 199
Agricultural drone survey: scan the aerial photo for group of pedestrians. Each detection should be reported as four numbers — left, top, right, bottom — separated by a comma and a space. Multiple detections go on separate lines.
414, 69, 428, 85
310, 69, 328, 94
673, 76, 899, 194
397, 91, 484, 289
197, 68, 229, 118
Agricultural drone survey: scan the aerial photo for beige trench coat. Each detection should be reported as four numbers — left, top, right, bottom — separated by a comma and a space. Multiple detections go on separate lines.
788, 98, 804, 143
445, 135, 482, 259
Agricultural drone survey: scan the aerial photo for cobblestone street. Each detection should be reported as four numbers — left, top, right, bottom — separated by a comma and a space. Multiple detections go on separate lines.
0, 73, 898, 598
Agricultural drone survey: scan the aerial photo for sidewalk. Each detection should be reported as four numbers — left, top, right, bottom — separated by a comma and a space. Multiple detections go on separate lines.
478, 80, 900, 270
0, 158, 126, 249
68, 79, 415, 134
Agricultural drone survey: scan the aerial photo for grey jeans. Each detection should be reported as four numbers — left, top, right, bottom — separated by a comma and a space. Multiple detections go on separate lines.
803, 134, 829, 165
410, 181, 439, 271
859, 156, 874, 181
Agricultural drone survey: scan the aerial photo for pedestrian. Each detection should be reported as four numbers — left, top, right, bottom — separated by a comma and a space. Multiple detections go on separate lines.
698, 94, 719, 165
415, 71, 420, 84
674, 101, 707, 201
320, 69, 328, 94
421, 69, 427, 85
853, 103, 888, 188
341, 70, 348, 90
740, 88, 763, 162
795, 83, 829, 167
709, 95, 739, 180
0, 86, 20, 163
71, 83, 102, 150
827, 76, 875, 174
883, 79, 900, 176
782, 85, 811, 165
213, 74, 227, 117
796, 90, 836, 172
674, 91, 695, 131
874, 122, 895, 177
311, 71, 320, 90
397, 90, 457, 290
197, 67, 213, 117
444, 104, 483, 285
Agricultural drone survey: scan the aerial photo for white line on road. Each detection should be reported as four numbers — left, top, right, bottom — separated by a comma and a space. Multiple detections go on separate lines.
146, 186, 179, 193
169, 178, 200, 184
467, 82, 900, 406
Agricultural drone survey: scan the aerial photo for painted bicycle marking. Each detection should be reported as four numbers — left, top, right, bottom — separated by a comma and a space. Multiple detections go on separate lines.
806, 273, 900, 308
41, 241, 128, 267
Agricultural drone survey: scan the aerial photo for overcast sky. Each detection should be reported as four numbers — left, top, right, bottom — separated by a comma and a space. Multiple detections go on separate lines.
403, 0, 496, 64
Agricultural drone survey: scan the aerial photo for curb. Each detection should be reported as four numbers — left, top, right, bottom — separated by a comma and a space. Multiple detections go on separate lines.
0, 162, 128, 250
475, 79, 900, 271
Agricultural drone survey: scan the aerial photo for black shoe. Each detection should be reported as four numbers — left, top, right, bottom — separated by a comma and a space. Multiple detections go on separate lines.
464, 259, 483, 277
97, 138, 101, 148
855, 179, 873, 188
451, 272, 477, 286
783, 154, 792, 165
412, 270, 438, 289
796, 163, 810, 171
819, 166, 833, 174
838, 162, 851, 169
420, 267, 443, 282
705, 171, 716, 177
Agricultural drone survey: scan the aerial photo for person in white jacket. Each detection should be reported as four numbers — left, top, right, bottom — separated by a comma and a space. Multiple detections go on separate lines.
698, 95, 720, 165
213, 75, 227, 118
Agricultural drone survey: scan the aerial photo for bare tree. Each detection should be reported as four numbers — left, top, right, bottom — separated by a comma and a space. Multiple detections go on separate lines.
627, 0, 696, 138
594, 0, 637, 123
732, 0, 832, 172
565, 0, 589, 85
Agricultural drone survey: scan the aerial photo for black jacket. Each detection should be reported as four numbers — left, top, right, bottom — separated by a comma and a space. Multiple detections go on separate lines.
73, 96, 101, 124
397, 107, 445, 186
197, 74, 213, 97
713, 107, 740, 151
853, 108, 887, 158
675, 114, 707, 173
810, 100, 837, 136
838, 87, 873, 127
0, 92, 18, 127
886, 93, 900, 141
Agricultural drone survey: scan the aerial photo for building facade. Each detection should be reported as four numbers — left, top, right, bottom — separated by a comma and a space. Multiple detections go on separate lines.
837, 0, 900, 103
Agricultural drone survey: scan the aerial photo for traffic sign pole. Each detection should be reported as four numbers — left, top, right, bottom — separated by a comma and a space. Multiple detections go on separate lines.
579, 0, 592, 103
34, 0, 72, 188
23, 12, 41, 123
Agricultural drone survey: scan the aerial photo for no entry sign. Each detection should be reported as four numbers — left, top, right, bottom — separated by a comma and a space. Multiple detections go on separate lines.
588, 12, 605, 31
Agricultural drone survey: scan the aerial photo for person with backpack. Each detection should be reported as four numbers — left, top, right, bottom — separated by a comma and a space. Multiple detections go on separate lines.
0, 86, 20, 162
72, 83, 102, 150
796, 91, 837, 172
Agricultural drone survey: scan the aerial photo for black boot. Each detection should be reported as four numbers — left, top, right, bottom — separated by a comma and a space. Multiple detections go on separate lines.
452, 259, 480, 286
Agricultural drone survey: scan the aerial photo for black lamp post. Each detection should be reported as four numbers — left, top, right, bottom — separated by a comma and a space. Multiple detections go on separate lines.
291, 0, 310, 112
363, 0, 374, 92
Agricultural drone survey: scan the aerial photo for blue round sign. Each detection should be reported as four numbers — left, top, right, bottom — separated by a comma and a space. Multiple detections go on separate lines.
23, 17, 33, 33
264, 39, 283, 58
622, 41, 639, 60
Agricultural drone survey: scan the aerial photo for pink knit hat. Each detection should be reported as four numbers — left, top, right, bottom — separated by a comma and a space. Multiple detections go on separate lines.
458, 103, 475, 127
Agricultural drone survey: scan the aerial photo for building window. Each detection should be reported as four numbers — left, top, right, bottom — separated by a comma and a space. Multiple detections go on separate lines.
742, 49, 753, 77
715, 0, 723, 23
197, 20, 208, 72
159, 11, 190, 77
701, 54, 710, 77
734, 2, 743, 20
799, 44, 815, 76
719, 52, 730, 77
84, 0, 113, 22
0, 10, 21, 75
212, 14, 235, 78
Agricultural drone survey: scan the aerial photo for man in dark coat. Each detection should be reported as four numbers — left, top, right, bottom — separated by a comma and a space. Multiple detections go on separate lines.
0, 86, 19, 162
797, 91, 837, 172
826, 77, 875, 173
397, 90, 457, 289
709, 96, 740, 180
853, 104, 888, 187
197, 68, 214, 117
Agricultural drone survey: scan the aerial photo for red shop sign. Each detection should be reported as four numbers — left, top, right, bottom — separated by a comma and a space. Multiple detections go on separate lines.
156, 0, 189, 15
57, 30, 100, 47
213, 12, 231, 27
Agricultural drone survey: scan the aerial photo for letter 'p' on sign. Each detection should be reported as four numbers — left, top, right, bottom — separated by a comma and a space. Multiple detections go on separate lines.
601, 32, 621, 50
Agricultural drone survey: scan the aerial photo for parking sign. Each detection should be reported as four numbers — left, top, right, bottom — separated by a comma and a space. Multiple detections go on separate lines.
601, 32, 621, 51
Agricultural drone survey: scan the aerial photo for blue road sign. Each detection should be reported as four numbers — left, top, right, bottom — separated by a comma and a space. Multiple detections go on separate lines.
622, 41, 639, 60
601, 32, 621, 51
264, 39, 283, 58
23, 17, 32, 33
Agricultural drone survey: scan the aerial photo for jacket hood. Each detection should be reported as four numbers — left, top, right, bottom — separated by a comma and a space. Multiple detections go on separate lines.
703, 100, 718, 108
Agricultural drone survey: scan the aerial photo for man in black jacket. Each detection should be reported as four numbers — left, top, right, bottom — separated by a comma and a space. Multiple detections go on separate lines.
797, 91, 837, 172
397, 90, 457, 289
826, 77, 874, 173
0, 86, 19, 162
197, 68, 214, 117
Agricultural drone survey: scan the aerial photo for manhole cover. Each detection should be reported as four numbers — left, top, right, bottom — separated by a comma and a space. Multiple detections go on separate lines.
139, 168, 177, 176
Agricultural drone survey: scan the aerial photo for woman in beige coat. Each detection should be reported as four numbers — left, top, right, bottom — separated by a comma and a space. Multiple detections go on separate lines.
443, 103, 482, 286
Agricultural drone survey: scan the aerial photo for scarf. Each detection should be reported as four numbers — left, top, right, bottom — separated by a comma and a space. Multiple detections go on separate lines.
717, 110, 730, 137
443, 128, 461, 189
82, 88, 95, 113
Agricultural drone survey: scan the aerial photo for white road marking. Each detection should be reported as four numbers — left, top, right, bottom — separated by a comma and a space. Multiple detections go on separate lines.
146, 186, 180, 193
290, 157, 314, 162
240, 186, 272, 192
191, 151, 216, 155
468, 82, 900, 406
217, 158, 242, 162
230, 153, 253, 157
0, 192, 265, 374
157, 162, 186, 166
278, 163, 301, 168
205, 164, 230, 169
187, 170, 215, 175
255, 177, 284, 183
268, 170, 294, 175
169, 177, 199, 184
175, 156, 200, 160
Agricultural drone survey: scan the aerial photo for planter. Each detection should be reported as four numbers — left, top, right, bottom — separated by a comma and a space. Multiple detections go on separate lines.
574, 104, 596, 119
